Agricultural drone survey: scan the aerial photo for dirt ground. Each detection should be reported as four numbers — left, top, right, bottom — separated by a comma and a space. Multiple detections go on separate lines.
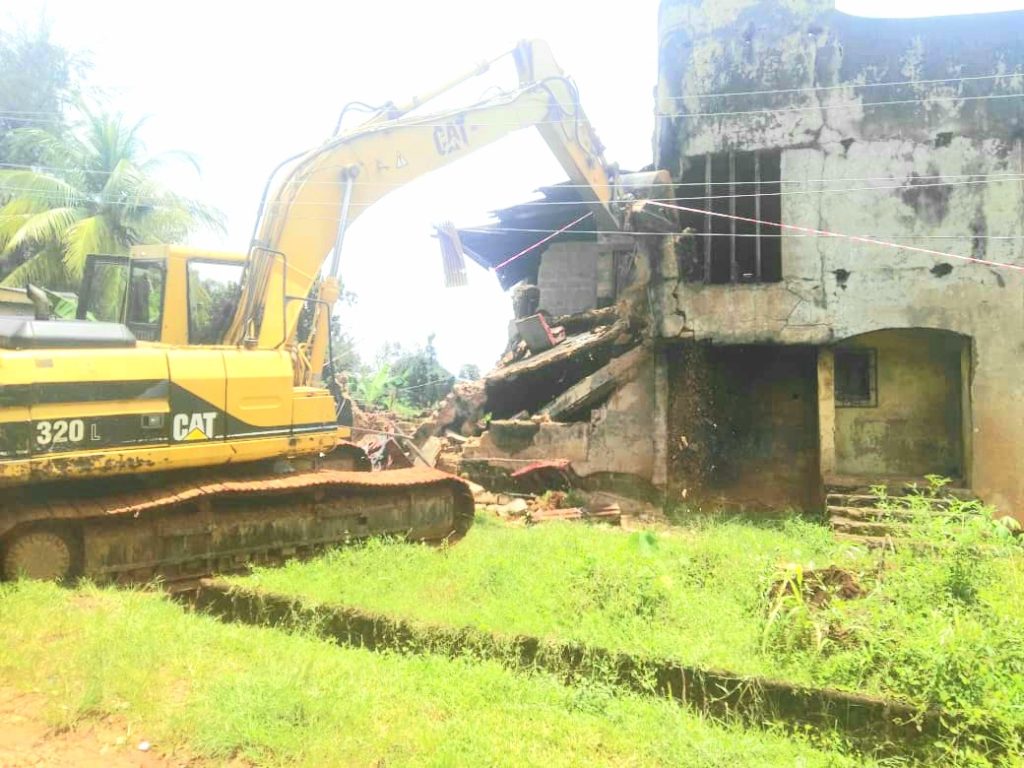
0, 687, 213, 768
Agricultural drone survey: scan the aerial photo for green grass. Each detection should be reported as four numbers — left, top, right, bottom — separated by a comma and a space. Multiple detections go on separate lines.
233, 510, 1024, 763
235, 514, 842, 681
0, 580, 867, 767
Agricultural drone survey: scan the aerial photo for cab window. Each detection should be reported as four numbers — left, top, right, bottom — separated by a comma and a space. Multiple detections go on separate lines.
125, 260, 166, 341
187, 260, 243, 344
77, 256, 128, 322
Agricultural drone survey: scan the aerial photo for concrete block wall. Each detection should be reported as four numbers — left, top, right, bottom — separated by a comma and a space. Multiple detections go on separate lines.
537, 242, 600, 316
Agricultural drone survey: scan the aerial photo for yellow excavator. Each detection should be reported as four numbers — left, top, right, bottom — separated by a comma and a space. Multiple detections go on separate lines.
0, 40, 658, 584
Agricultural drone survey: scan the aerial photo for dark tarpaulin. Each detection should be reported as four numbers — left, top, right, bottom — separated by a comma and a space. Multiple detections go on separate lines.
456, 182, 595, 290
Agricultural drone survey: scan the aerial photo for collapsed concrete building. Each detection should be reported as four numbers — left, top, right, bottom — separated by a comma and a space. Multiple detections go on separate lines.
454, 0, 1024, 517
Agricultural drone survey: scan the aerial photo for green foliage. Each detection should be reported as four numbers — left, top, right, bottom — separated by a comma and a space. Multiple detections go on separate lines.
347, 334, 456, 414
0, 581, 864, 767
458, 362, 481, 380
384, 334, 454, 409
239, 503, 1024, 765
0, 108, 224, 290
0, 19, 86, 154
351, 362, 402, 409
237, 517, 840, 676
762, 479, 1024, 764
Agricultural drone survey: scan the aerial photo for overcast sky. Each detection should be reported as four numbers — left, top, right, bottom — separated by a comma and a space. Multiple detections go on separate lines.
4, 0, 1023, 371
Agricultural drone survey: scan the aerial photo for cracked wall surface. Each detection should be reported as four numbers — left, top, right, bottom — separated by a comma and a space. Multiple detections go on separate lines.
655, 0, 1024, 514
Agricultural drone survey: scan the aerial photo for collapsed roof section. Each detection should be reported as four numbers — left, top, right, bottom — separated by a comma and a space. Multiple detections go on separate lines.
456, 181, 596, 290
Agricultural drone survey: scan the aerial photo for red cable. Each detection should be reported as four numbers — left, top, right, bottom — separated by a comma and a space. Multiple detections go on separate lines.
492, 211, 593, 271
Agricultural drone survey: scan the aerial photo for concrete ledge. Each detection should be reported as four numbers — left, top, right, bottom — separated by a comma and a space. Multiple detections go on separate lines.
192, 579, 1000, 757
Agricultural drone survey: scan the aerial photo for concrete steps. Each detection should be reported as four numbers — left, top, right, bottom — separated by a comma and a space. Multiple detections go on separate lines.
824, 480, 976, 544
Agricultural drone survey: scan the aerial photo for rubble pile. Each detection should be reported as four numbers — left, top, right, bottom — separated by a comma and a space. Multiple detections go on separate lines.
346, 299, 664, 514
420, 379, 488, 439
465, 481, 623, 527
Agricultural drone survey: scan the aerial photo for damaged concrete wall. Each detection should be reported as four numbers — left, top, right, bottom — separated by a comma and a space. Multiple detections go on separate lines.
465, 353, 657, 480
833, 329, 965, 479
655, 0, 1024, 514
668, 343, 820, 511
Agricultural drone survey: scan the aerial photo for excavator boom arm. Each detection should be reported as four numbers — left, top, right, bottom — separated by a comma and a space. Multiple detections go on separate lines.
225, 40, 618, 350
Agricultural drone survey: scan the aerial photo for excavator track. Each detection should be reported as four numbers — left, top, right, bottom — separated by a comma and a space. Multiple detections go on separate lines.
0, 466, 474, 586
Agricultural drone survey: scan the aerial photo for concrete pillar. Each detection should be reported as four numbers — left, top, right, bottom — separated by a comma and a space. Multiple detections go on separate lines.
596, 250, 615, 308
652, 347, 670, 487
817, 347, 836, 480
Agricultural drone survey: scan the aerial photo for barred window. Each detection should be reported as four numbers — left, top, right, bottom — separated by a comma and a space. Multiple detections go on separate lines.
676, 150, 782, 284
835, 348, 877, 407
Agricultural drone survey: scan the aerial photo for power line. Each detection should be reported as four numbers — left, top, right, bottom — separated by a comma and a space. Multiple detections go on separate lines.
2, 70, 1022, 119
3, 159, 1023, 190
663, 71, 1024, 101
659, 90, 1024, 120
8, 172, 1022, 213
652, 200, 1024, 273
1, 89, 1021, 130
493, 211, 593, 270
456, 226, 1024, 240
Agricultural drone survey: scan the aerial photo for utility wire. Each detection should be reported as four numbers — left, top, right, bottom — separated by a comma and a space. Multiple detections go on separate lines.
456, 227, 1024, 240
8, 173, 1022, 212
652, 200, 1024, 272
3, 159, 1022, 189
493, 211, 593, 270
1, 89, 1022, 129
2, 70, 1022, 119
663, 71, 1024, 101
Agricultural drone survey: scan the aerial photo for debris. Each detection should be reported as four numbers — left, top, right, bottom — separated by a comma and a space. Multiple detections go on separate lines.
549, 305, 619, 336
358, 435, 414, 470
496, 497, 529, 516
435, 221, 469, 288
511, 281, 540, 319
484, 319, 639, 418
351, 401, 400, 435
538, 344, 648, 421
510, 459, 579, 494
417, 436, 444, 467
525, 502, 621, 526
429, 379, 488, 437
138, 740, 151, 752
516, 312, 566, 353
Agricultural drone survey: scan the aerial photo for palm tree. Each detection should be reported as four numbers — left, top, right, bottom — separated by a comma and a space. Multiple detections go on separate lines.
0, 109, 224, 290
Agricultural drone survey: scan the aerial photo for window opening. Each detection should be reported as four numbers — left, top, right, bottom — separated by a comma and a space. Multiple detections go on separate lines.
77, 256, 128, 322
677, 150, 782, 284
126, 260, 166, 342
835, 348, 877, 407
187, 260, 244, 344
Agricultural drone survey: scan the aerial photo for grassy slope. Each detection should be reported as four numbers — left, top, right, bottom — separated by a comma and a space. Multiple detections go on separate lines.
235, 515, 840, 680
0, 581, 866, 768
234, 515, 1024, 743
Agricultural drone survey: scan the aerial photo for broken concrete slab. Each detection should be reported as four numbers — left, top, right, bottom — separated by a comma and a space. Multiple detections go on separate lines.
550, 305, 619, 336
466, 421, 590, 465
416, 436, 444, 467
484, 319, 639, 417
538, 344, 649, 421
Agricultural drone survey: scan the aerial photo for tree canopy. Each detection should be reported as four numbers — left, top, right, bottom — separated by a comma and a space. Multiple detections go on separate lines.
0, 110, 224, 290
0, 20, 84, 154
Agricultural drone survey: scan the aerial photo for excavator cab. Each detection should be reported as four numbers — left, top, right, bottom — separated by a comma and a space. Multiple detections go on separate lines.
77, 246, 246, 346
